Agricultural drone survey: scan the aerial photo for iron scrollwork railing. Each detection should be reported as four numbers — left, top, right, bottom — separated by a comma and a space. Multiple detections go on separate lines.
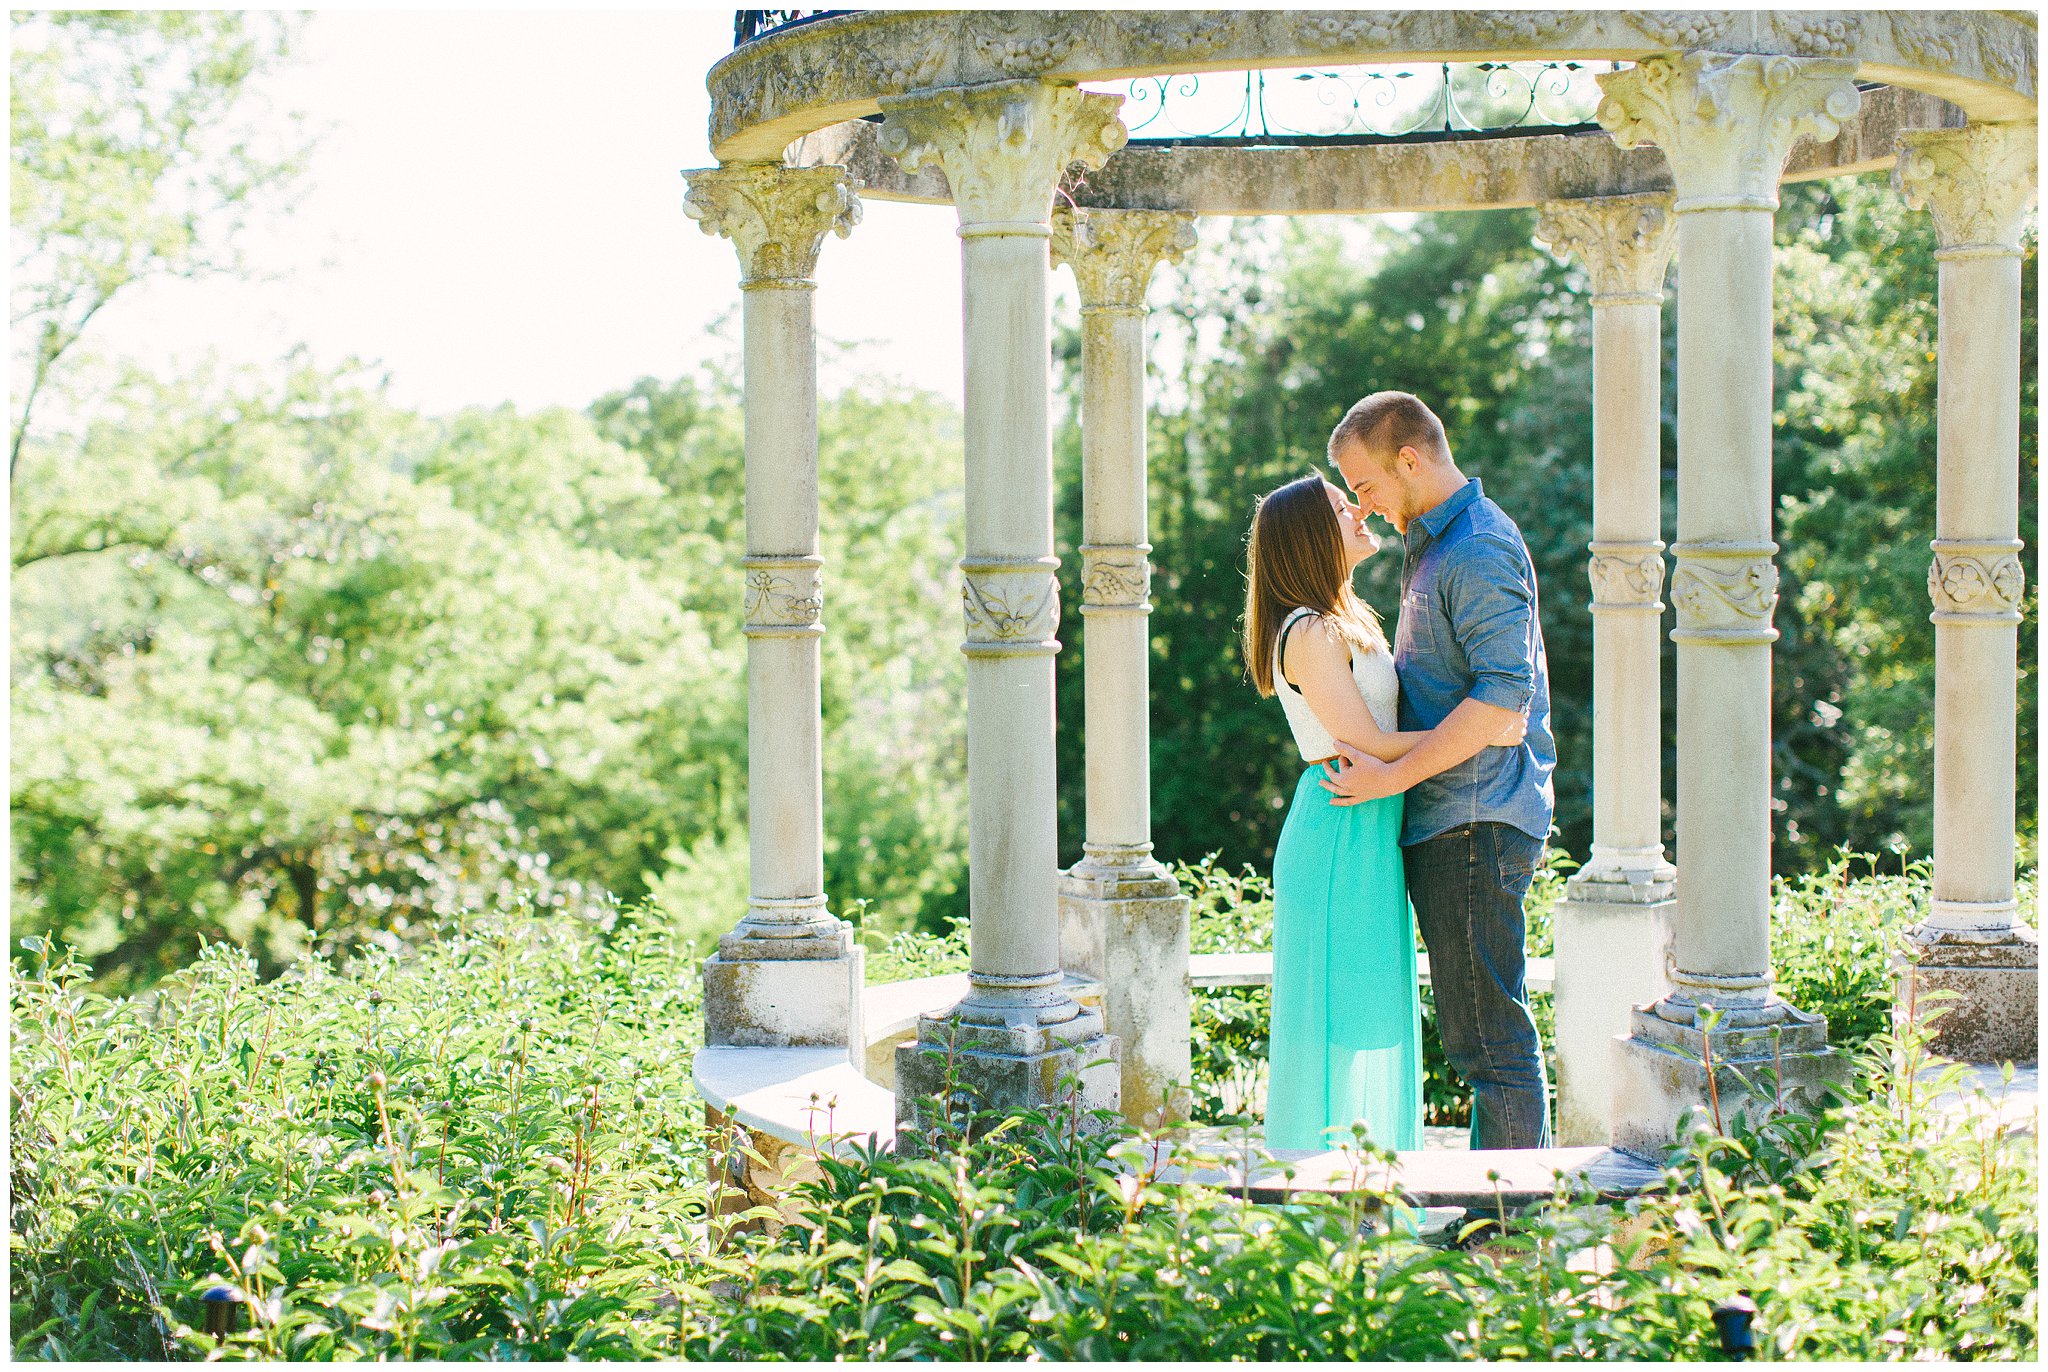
733, 9, 851, 47
1115, 62, 1617, 145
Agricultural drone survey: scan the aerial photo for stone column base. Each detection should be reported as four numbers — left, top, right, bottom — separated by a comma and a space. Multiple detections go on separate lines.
1610, 999, 1845, 1160
1060, 863, 1191, 1127
1897, 925, 2039, 1065
703, 925, 864, 1049
894, 1005, 1120, 1156
1553, 885, 1676, 1145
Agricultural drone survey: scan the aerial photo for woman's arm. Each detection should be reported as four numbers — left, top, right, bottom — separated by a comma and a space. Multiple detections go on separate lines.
1284, 618, 1416, 762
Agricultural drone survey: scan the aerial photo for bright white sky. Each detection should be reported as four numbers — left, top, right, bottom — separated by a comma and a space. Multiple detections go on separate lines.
95, 6, 985, 415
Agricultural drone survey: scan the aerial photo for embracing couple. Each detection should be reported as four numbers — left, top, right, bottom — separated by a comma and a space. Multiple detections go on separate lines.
1244, 391, 1556, 1155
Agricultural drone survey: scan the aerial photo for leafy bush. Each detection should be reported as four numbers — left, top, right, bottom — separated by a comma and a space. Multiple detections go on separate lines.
13, 901, 2034, 1362
11, 903, 717, 1359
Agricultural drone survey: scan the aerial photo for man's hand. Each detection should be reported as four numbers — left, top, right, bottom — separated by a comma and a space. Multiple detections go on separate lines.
1318, 740, 1405, 806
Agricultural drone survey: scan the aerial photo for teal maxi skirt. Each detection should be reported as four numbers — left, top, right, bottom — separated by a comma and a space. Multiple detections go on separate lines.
1265, 765, 1424, 1154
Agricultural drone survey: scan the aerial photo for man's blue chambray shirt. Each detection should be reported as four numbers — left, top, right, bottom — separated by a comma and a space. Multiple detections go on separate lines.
1392, 477, 1556, 848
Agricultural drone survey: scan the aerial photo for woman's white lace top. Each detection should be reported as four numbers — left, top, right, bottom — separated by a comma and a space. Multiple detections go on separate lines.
1273, 608, 1400, 762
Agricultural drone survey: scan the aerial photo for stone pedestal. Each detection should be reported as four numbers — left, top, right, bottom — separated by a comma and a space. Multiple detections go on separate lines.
1900, 930, 2040, 1065
1059, 864, 1191, 1125
1553, 886, 1676, 1145
1890, 120, 2038, 1066
1610, 999, 1844, 1160
878, 80, 1129, 1135
1595, 53, 1863, 1155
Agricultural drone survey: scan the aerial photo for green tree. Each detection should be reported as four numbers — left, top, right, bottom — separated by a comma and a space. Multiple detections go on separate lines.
10, 10, 308, 472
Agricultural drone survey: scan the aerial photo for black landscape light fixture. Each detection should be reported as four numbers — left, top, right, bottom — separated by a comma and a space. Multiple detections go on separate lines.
1712, 1295, 1759, 1361
202, 1286, 243, 1345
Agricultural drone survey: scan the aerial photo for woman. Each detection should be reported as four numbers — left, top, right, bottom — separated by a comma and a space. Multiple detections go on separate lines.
1243, 475, 1517, 1154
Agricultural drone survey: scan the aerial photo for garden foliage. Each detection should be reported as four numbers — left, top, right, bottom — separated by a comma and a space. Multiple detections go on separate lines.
12, 882, 2036, 1361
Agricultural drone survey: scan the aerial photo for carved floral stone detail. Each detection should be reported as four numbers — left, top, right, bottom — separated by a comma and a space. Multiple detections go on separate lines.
1536, 193, 1676, 301
1587, 544, 1667, 609
1623, 11, 1737, 52
743, 559, 824, 631
1774, 12, 1862, 58
1596, 52, 1860, 211
878, 80, 1127, 226
1050, 207, 1198, 310
865, 34, 949, 92
1887, 12, 1965, 71
1079, 546, 1152, 609
1670, 546, 1779, 642
1475, 10, 1585, 49
1139, 10, 1243, 61
966, 11, 1083, 78
1894, 123, 2039, 257
1928, 545, 2027, 621
683, 164, 862, 283
1300, 13, 1405, 50
961, 560, 1062, 651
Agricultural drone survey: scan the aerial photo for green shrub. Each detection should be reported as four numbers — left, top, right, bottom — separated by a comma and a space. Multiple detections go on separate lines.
10, 903, 720, 1360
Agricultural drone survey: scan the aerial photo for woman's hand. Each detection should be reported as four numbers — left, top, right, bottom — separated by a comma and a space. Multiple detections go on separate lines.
1493, 710, 1529, 747
1318, 740, 1405, 806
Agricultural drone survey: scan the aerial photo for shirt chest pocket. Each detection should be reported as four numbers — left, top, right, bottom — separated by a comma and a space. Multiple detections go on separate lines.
1397, 586, 1437, 656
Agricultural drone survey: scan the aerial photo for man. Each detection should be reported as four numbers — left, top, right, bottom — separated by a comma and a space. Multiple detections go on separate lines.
1320, 390, 1557, 1151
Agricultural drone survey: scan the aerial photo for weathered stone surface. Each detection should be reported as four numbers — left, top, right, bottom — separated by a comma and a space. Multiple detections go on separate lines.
894, 1009, 1120, 1156
709, 10, 2032, 161
704, 946, 865, 1049
795, 85, 1964, 215
1610, 1002, 1847, 1159
1060, 878, 1192, 1126
1898, 930, 2040, 1065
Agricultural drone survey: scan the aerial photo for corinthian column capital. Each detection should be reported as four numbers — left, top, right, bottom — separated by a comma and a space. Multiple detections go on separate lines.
878, 80, 1127, 230
1894, 122, 2039, 260
1050, 207, 1198, 311
1596, 53, 1861, 212
683, 163, 861, 285
1536, 193, 1677, 304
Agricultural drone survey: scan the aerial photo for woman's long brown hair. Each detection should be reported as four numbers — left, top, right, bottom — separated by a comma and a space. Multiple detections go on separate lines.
1243, 474, 1387, 698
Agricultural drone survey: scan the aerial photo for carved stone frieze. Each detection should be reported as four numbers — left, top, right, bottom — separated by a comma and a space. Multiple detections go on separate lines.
878, 81, 1127, 227
1050, 207, 1198, 311
1596, 53, 1861, 211
1079, 545, 1152, 612
1928, 541, 2027, 624
1623, 10, 1738, 52
1670, 543, 1779, 643
1474, 10, 1585, 49
966, 10, 1085, 78
1536, 193, 1676, 302
1299, 12, 1405, 51
743, 556, 824, 635
683, 163, 861, 284
1587, 541, 1667, 611
1894, 122, 2039, 258
1773, 12, 1862, 58
961, 557, 1062, 655
708, 11, 2034, 162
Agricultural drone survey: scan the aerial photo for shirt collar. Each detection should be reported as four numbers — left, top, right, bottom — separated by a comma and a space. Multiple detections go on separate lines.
1413, 477, 1483, 542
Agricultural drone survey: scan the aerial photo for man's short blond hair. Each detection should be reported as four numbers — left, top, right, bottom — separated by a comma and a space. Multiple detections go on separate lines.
1328, 391, 1449, 470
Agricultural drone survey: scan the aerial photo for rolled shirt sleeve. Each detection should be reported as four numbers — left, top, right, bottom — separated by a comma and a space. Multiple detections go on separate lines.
1442, 534, 1538, 714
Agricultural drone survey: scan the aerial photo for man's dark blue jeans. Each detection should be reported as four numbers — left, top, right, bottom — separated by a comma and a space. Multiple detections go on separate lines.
1404, 821, 1552, 1151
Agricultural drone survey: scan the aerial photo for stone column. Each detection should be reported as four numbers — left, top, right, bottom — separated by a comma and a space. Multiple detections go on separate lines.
877, 80, 1128, 1143
1535, 193, 1679, 1145
683, 163, 865, 1049
1595, 54, 1862, 1156
1892, 122, 2038, 1064
1050, 206, 1199, 1126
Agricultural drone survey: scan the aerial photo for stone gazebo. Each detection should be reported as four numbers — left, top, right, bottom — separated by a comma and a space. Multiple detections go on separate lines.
685, 10, 2037, 1169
